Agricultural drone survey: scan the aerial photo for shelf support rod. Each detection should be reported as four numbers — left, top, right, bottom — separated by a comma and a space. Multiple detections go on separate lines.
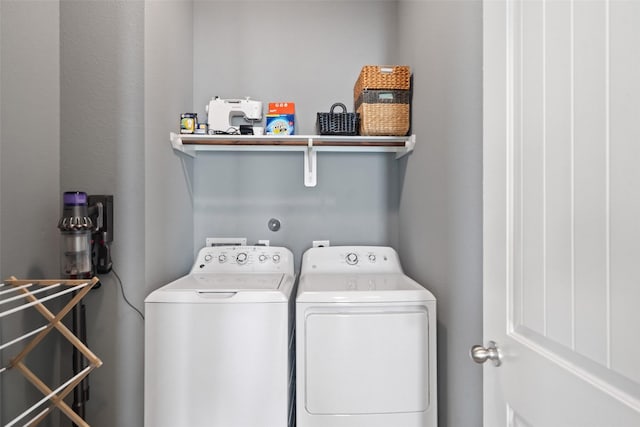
304, 138, 317, 187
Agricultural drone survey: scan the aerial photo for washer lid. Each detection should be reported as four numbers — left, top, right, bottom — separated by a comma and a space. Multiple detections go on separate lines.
296, 273, 436, 303
145, 273, 292, 303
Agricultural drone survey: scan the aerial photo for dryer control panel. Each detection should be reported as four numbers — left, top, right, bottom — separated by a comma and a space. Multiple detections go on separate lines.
301, 246, 403, 274
190, 245, 294, 274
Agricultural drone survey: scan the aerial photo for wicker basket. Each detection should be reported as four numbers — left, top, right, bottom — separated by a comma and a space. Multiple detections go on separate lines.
355, 89, 410, 136
317, 103, 359, 135
353, 65, 411, 100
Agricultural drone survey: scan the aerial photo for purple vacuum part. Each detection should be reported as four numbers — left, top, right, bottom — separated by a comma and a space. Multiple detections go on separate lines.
63, 191, 88, 206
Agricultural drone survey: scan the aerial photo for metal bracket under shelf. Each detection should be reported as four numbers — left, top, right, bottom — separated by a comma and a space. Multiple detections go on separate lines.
170, 132, 196, 157
305, 138, 317, 187
169, 132, 415, 187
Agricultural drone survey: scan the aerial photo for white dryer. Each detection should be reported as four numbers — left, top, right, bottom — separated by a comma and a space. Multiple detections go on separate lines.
296, 246, 437, 427
145, 245, 296, 427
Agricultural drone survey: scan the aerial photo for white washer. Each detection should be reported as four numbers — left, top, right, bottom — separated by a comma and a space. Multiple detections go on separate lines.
296, 246, 437, 427
145, 245, 296, 427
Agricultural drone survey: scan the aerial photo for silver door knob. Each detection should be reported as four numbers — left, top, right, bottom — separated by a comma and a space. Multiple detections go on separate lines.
470, 341, 502, 366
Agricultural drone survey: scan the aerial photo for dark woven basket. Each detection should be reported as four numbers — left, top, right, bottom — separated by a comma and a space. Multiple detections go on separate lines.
316, 103, 359, 136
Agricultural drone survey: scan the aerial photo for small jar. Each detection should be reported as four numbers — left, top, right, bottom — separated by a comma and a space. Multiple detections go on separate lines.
194, 122, 208, 135
180, 113, 197, 134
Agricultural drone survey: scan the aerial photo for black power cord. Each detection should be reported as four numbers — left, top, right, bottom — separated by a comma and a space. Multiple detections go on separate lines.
111, 267, 144, 320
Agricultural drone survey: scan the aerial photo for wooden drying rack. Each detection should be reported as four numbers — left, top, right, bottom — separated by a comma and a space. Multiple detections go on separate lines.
0, 277, 102, 427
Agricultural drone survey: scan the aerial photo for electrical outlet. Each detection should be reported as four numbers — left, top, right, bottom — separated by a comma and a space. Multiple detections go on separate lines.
313, 240, 330, 248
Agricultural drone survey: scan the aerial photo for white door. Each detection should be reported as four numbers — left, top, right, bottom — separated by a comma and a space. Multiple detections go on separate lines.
482, 0, 640, 426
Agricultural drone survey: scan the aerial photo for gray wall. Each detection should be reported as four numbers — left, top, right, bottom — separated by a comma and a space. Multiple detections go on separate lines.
59, 1, 195, 426
60, 1, 146, 426
193, 1, 398, 135
396, 1, 484, 426
0, 1, 193, 425
192, 0, 401, 263
144, 0, 195, 291
0, 1, 62, 425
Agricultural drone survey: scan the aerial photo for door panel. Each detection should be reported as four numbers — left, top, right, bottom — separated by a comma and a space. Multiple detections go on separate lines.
572, 0, 608, 366
511, 410, 534, 427
519, 0, 545, 337
483, 0, 640, 425
543, 0, 572, 348
609, 0, 640, 385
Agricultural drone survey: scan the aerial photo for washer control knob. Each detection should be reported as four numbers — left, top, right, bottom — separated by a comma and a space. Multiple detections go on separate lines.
204, 254, 213, 262
236, 252, 248, 265
346, 253, 359, 265
258, 254, 267, 263
368, 254, 376, 262
218, 254, 227, 263
272, 254, 281, 263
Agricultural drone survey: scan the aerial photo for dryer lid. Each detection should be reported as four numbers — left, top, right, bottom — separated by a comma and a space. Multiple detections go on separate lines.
145, 273, 292, 303
296, 273, 436, 303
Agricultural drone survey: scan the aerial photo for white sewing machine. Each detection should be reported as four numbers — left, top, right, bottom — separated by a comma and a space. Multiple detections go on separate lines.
206, 96, 263, 134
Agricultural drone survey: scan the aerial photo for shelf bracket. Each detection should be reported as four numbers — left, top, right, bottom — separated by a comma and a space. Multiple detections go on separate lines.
304, 138, 317, 187
170, 132, 196, 158
396, 134, 416, 159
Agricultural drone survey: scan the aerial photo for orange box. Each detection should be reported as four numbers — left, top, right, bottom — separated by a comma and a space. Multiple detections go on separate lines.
268, 102, 295, 115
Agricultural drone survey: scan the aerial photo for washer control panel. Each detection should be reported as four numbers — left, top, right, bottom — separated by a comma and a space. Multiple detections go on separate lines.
302, 246, 403, 274
190, 246, 293, 273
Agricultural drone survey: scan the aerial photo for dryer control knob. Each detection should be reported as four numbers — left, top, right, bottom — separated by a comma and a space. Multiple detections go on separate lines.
258, 254, 267, 263
346, 253, 359, 265
368, 254, 376, 262
272, 254, 281, 263
236, 252, 248, 265
218, 254, 227, 263
204, 254, 213, 262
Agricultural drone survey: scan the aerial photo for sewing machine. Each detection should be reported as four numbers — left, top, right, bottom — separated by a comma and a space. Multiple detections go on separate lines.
206, 97, 263, 134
